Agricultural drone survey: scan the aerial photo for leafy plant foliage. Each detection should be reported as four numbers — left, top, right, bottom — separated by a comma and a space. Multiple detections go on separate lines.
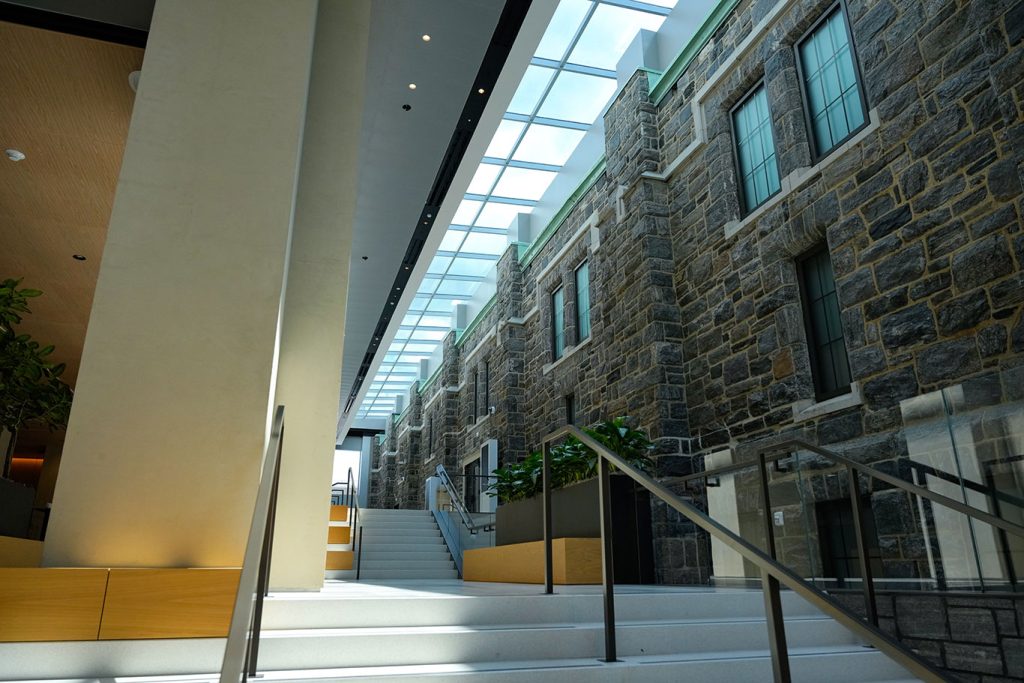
485, 417, 655, 503
0, 278, 74, 435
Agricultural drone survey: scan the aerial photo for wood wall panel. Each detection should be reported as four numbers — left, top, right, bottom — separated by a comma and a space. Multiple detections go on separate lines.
325, 550, 353, 570
327, 526, 351, 545
463, 538, 602, 584
98, 568, 240, 640
0, 568, 108, 641
0, 536, 43, 567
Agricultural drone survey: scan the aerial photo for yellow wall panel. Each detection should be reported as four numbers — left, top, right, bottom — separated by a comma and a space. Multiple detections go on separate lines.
0, 568, 108, 642
99, 568, 240, 640
464, 539, 602, 584
325, 550, 353, 570
327, 526, 351, 544
329, 505, 349, 521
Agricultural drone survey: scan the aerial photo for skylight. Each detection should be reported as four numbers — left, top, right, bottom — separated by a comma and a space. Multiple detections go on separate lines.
357, 0, 676, 419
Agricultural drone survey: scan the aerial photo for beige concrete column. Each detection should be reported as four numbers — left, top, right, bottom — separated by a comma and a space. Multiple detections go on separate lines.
269, 0, 371, 591
43, 0, 318, 568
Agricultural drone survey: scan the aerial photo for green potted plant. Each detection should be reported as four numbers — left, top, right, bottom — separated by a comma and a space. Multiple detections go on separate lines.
0, 278, 74, 479
486, 417, 657, 582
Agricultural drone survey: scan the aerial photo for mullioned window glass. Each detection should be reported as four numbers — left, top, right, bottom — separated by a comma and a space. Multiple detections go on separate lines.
798, 7, 866, 156
800, 248, 852, 399
733, 85, 780, 213
552, 287, 565, 360
575, 261, 591, 341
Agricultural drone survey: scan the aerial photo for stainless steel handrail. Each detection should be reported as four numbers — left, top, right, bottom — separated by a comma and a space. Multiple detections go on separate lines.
540, 425, 946, 683
220, 405, 285, 683
435, 463, 494, 533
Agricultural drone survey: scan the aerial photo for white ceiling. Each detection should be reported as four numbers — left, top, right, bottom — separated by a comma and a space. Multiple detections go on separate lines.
338, 0, 535, 428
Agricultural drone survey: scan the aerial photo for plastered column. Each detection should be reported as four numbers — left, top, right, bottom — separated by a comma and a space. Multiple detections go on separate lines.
44, 0, 318, 568
270, 0, 371, 590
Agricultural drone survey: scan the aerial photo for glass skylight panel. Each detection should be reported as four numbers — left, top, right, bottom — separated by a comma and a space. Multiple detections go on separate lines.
428, 254, 453, 274
411, 329, 447, 341
462, 231, 510, 254
492, 166, 559, 201
467, 164, 502, 195
508, 65, 556, 115
535, 0, 592, 61
435, 279, 478, 296
418, 277, 441, 294
513, 124, 586, 165
426, 298, 456, 312
568, 4, 666, 70
485, 120, 526, 159
453, 199, 483, 225
418, 314, 452, 328
475, 201, 531, 229
402, 342, 438, 353
449, 257, 497, 278
538, 71, 618, 123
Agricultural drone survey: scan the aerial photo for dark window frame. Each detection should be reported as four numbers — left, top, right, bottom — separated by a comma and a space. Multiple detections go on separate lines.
729, 80, 782, 216
794, 0, 871, 163
565, 394, 576, 425
471, 369, 479, 423
483, 359, 491, 416
797, 246, 853, 401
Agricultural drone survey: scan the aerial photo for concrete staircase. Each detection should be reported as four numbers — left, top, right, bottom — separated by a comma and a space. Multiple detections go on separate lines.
0, 583, 919, 682
327, 509, 458, 581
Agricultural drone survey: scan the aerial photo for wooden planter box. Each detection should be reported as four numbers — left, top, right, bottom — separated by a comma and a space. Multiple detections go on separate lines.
495, 476, 655, 583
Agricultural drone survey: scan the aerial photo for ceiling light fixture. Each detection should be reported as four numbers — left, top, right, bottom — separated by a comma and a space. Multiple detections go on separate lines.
72, 254, 87, 261
408, 83, 417, 90
5, 149, 25, 162
128, 70, 141, 92
422, 34, 431, 42
478, 88, 486, 94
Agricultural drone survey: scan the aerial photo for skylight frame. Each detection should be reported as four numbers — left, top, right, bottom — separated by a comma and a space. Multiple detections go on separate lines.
357, 0, 673, 418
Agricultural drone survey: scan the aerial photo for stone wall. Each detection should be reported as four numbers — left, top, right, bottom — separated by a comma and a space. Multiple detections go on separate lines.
371, 0, 1023, 671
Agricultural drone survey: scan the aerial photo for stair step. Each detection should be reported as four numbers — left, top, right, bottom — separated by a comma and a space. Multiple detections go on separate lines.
261, 591, 823, 631
358, 560, 455, 571
358, 528, 440, 539
326, 569, 461, 580
359, 538, 445, 548
353, 549, 453, 562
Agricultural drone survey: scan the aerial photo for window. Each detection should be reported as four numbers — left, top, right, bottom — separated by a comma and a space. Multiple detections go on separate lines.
732, 84, 780, 213
565, 394, 575, 425
483, 360, 490, 416
816, 499, 882, 585
551, 287, 565, 360
472, 370, 479, 422
575, 261, 591, 342
799, 248, 852, 400
428, 417, 434, 455
797, 4, 867, 158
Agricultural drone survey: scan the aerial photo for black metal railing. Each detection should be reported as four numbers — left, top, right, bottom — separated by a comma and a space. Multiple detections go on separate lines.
220, 405, 285, 683
538, 425, 998, 682
331, 466, 356, 508
435, 463, 494, 533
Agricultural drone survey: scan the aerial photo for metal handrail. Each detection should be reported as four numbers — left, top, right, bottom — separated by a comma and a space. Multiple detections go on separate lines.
331, 466, 356, 509
540, 425, 946, 683
435, 463, 494, 533
220, 405, 285, 683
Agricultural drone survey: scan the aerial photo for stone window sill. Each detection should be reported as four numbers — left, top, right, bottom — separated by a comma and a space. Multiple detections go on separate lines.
542, 336, 593, 375
792, 382, 863, 423
470, 412, 494, 431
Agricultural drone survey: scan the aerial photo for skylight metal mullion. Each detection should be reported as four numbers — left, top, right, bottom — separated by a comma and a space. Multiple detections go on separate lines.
482, 157, 562, 172
529, 57, 618, 79
463, 193, 538, 206
503, 112, 590, 131
594, 0, 672, 16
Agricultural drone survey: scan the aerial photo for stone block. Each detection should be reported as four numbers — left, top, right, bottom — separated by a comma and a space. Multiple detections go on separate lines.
881, 303, 937, 349
918, 337, 981, 384
895, 594, 948, 638
949, 607, 999, 644
944, 643, 1005, 675
936, 290, 990, 335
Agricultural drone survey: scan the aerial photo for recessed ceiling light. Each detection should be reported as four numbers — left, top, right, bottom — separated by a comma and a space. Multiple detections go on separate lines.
422, 34, 431, 42
72, 254, 87, 261
478, 88, 486, 94
5, 149, 25, 162
408, 83, 417, 90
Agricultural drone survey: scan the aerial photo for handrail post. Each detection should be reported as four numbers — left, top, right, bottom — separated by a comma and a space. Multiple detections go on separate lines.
542, 440, 554, 595
597, 455, 617, 662
356, 526, 364, 580
758, 453, 790, 682
847, 464, 879, 626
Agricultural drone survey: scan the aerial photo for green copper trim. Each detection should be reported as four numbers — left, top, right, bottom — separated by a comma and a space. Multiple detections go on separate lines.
520, 156, 607, 269
649, 0, 741, 106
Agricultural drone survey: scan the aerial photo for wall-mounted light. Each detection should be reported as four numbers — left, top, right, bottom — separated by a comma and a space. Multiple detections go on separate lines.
4, 149, 25, 162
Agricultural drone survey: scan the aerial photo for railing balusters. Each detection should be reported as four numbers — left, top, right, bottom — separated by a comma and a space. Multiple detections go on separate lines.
597, 455, 617, 662
542, 441, 554, 595
847, 464, 879, 626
